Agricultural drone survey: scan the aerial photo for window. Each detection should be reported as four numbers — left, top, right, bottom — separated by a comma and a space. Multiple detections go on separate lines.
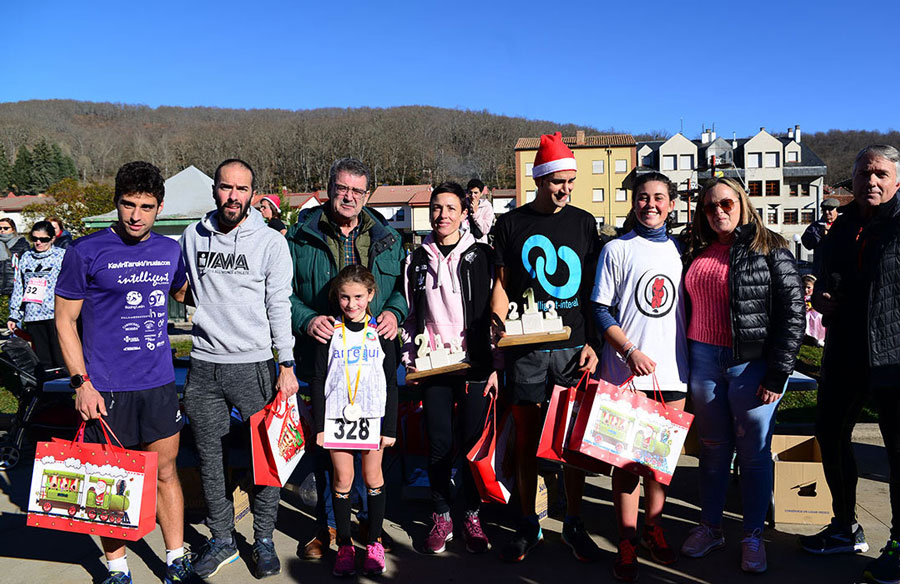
592, 160, 605, 174
615, 189, 627, 202
748, 181, 762, 197
679, 154, 695, 170
525, 190, 536, 203
801, 183, 810, 196
747, 153, 761, 168
789, 184, 799, 196
764, 152, 780, 168
767, 209, 779, 224
615, 159, 627, 173
765, 180, 780, 196
787, 150, 799, 163
394, 209, 405, 222
525, 163, 533, 177
641, 155, 653, 167
615, 216, 627, 228
662, 155, 676, 171
783, 209, 798, 225
801, 210, 815, 224
592, 188, 604, 202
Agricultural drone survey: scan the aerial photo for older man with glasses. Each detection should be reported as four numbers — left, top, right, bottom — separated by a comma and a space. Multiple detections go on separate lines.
286, 157, 407, 559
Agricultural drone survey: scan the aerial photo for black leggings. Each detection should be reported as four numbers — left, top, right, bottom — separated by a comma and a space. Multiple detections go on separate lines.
816, 364, 900, 539
421, 377, 491, 514
25, 319, 65, 371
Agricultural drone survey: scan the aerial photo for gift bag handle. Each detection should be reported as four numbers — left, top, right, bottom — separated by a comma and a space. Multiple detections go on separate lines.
269, 393, 288, 419
651, 373, 667, 409
573, 370, 591, 391
71, 418, 128, 457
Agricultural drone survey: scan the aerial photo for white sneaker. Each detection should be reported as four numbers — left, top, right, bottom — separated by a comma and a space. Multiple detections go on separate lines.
681, 524, 725, 558
741, 529, 767, 573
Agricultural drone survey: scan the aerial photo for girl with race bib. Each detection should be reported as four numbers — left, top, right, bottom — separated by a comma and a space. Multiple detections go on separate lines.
311, 265, 398, 577
591, 172, 688, 582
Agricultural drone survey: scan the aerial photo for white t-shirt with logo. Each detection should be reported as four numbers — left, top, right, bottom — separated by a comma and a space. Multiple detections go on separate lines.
591, 231, 688, 393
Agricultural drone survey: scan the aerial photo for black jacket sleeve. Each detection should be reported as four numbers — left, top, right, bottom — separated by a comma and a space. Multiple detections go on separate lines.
310, 340, 329, 434
762, 247, 805, 393
380, 336, 398, 438
801, 221, 824, 251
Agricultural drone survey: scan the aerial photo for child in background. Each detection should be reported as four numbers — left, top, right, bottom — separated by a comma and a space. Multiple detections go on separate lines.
311, 265, 398, 577
803, 275, 826, 346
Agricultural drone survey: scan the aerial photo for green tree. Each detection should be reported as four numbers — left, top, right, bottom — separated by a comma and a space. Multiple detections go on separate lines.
51, 143, 78, 182
22, 178, 115, 236
10, 144, 34, 195
30, 139, 56, 193
0, 145, 10, 195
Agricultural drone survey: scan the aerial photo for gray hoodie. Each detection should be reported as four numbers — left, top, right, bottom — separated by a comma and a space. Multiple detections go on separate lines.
180, 207, 294, 364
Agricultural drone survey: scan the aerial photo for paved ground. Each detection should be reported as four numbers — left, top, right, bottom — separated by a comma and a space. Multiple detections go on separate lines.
0, 423, 890, 584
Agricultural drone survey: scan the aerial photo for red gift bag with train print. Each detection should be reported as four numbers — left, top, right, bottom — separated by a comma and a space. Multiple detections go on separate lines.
26, 419, 158, 541
567, 375, 692, 485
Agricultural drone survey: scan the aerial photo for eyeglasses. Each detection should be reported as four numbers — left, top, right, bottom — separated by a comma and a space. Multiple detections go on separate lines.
334, 184, 367, 198
31, 236, 52, 243
0, 226, 12, 232
703, 198, 737, 215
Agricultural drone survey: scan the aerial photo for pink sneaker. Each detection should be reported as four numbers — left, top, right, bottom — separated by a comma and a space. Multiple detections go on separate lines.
463, 512, 490, 553
363, 541, 386, 575
424, 513, 453, 554
333, 544, 356, 576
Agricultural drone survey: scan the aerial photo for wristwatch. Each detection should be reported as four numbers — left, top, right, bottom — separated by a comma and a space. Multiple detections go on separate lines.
279, 360, 295, 369
69, 374, 91, 389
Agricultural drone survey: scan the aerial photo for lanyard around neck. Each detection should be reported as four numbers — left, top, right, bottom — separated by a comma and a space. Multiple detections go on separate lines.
341, 320, 367, 406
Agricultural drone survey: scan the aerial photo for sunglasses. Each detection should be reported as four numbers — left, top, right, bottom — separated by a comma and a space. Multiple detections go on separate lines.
31, 236, 52, 243
703, 198, 737, 214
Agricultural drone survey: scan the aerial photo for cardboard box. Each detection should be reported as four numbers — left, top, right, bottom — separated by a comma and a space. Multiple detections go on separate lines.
178, 467, 252, 525
535, 476, 548, 522
771, 435, 833, 525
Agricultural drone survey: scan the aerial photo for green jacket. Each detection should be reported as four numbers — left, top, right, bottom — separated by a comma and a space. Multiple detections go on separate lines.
287, 205, 408, 380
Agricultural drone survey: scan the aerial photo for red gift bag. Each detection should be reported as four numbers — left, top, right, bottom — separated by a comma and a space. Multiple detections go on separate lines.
537, 372, 612, 476
251, 393, 310, 487
27, 419, 158, 541
466, 394, 516, 504
567, 376, 693, 485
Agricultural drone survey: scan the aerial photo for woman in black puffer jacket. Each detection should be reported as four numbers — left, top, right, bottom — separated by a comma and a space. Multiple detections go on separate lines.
679, 178, 804, 574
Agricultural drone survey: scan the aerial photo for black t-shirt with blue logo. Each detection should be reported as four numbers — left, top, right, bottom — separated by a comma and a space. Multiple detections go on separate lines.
491, 203, 599, 350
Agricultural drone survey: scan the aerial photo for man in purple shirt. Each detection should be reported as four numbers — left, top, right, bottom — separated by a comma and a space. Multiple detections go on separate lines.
55, 161, 191, 584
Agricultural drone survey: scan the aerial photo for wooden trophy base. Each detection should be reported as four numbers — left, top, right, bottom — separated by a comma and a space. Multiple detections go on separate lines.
406, 362, 471, 381
497, 326, 572, 348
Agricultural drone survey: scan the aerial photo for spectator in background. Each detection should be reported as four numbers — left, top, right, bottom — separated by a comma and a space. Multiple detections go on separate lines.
802, 275, 825, 346
803, 145, 900, 584
0, 217, 31, 299
801, 198, 839, 251
7, 220, 66, 372
46, 216, 73, 248
258, 194, 287, 235
464, 179, 495, 244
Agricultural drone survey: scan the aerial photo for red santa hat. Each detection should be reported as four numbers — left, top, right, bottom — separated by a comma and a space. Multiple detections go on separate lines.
260, 194, 281, 213
532, 132, 577, 178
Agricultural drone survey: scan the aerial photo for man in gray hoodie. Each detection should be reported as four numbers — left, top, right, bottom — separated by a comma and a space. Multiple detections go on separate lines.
180, 159, 299, 580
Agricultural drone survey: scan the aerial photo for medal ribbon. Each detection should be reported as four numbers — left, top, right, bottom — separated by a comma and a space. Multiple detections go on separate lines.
341, 320, 365, 407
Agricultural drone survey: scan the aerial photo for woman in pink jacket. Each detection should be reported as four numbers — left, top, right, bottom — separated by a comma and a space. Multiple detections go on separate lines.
402, 181, 500, 555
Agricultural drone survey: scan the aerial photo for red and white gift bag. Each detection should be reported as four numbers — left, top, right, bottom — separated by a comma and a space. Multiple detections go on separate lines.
26, 420, 158, 541
567, 376, 693, 485
252, 393, 309, 487
466, 394, 516, 504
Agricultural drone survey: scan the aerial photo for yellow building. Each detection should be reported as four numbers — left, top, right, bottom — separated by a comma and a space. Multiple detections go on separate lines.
515, 131, 637, 228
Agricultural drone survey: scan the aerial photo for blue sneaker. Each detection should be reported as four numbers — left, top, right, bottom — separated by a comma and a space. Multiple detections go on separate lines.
164, 554, 197, 583
101, 571, 132, 584
193, 538, 239, 579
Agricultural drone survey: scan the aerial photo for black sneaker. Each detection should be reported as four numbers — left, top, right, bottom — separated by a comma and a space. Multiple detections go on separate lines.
164, 555, 196, 583
499, 521, 543, 562
800, 521, 868, 554
253, 538, 281, 578
193, 537, 239, 578
864, 539, 900, 584
100, 572, 132, 584
561, 517, 601, 562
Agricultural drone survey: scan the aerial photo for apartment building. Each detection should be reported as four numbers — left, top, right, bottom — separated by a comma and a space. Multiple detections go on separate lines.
514, 131, 637, 228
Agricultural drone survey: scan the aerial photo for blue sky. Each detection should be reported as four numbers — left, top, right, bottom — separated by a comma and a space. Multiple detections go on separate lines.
2, 0, 897, 139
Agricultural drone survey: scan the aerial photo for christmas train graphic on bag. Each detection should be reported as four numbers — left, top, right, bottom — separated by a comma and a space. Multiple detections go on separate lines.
33, 468, 133, 525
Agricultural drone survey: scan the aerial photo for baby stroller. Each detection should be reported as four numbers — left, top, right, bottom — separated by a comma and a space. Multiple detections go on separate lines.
0, 335, 76, 469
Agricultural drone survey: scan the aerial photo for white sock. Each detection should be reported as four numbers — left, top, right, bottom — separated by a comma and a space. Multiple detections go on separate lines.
107, 555, 128, 574
166, 546, 185, 566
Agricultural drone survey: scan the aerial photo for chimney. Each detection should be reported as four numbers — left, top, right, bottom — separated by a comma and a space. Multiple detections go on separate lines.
710, 130, 716, 141
701, 129, 711, 144
788, 127, 794, 139
732, 132, 737, 149
576, 130, 585, 145
760, 127, 766, 133
795, 124, 801, 143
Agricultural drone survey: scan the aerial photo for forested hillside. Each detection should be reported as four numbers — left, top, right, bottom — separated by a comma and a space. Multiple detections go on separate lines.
0, 100, 896, 191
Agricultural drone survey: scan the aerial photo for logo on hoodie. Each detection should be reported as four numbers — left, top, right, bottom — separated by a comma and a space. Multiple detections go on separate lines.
197, 251, 249, 272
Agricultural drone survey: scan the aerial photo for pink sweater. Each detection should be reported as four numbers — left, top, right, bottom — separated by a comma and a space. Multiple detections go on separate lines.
686, 241, 732, 348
